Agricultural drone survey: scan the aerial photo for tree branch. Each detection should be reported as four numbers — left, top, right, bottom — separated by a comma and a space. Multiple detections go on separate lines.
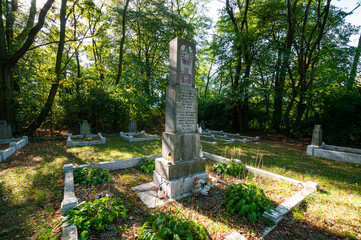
8, 0, 55, 68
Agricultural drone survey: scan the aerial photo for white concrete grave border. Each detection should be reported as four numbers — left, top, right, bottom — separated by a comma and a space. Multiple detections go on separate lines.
61, 152, 318, 240
201, 129, 260, 145
306, 142, 361, 164
66, 133, 106, 148
0, 136, 28, 162
119, 131, 157, 142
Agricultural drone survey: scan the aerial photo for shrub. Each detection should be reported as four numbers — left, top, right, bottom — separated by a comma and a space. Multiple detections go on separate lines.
137, 157, 155, 174
138, 211, 209, 240
62, 197, 128, 240
74, 167, 113, 187
212, 161, 248, 178
223, 183, 274, 223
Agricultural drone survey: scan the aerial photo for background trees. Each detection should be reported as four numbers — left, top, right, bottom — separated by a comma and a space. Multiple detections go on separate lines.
2, 0, 360, 146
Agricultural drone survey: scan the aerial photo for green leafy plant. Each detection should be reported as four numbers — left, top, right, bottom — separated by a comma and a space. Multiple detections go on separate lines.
223, 183, 274, 223
138, 211, 209, 240
212, 161, 248, 178
62, 197, 128, 240
74, 167, 113, 187
137, 157, 155, 174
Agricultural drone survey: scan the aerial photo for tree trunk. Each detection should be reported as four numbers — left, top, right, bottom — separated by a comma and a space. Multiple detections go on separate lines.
116, 0, 130, 85
348, 32, 361, 90
26, 0, 67, 135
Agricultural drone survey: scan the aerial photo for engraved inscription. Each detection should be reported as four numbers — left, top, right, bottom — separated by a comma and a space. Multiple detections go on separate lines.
176, 88, 197, 132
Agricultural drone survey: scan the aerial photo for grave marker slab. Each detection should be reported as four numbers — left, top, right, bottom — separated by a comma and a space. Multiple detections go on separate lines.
128, 120, 137, 133
311, 124, 322, 146
79, 120, 91, 135
0, 120, 12, 139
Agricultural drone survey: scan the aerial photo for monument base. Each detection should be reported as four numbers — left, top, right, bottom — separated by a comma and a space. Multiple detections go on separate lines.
155, 157, 206, 180
153, 170, 209, 199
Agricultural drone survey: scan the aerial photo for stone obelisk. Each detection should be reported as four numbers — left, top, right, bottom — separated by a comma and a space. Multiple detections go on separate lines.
153, 37, 208, 199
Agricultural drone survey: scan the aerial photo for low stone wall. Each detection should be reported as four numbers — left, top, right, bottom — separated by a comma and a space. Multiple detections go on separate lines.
119, 131, 157, 142
306, 144, 361, 164
0, 136, 28, 162
66, 133, 106, 148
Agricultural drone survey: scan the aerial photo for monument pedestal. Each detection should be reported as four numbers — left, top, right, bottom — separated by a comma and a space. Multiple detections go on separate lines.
153, 169, 208, 199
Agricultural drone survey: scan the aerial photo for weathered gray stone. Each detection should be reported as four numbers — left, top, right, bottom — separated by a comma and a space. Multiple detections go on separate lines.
0, 120, 12, 139
79, 120, 91, 135
61, 164, 78, 215
66, 133, 106, 148
62, 223, 78, 240
165, 86, 198, 133
200, 120, 205, 130
162, 132, 200, 162
224, 232, 247, 240
0, 146, 16, 162
128, 120, 137, 133
306, 144, 361, 164
311, 124, 322, 146
155, 157, 206, 180
152, 37, 207, 199
120, 131, 157, 142
153, 171, 208, 199
169, 37, 196, 87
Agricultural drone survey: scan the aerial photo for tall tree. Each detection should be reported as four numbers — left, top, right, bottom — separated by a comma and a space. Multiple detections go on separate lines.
348, 32, 361, 90
0, 0, 55, 132
26, 0, 68, 135
116, 0, 130, 85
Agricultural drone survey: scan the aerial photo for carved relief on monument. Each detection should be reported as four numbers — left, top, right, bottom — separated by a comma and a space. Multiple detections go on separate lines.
179, 44, 194, 86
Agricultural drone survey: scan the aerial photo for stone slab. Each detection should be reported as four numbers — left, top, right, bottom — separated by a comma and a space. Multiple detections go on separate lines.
80, 120, 91, 135
324, 144, 361, 154
262, 188, 313, 224
0, 146, 16, 162
132, 182, 173, 208
128, 120, 137, 133
169, 37, 196, 87
153, 171, 208, 199
224, 232, 247, 240
165, 85, 198, 133
311, 124, 322, 146
155, 157, 206, 180
202, 151, 242, 164
74, 154, 161, 171
0, 120, 12, 139
62, 223, 78, 240
162, 132, 200, 162
61, 164, 78, 215
306, 145, 361, 164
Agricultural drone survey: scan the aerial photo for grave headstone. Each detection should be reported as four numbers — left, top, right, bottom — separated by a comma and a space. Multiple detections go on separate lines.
80, 120, 91, 135
128, 120, 137, 133
154, 37, 208, 199
0, 120, 12, 139
200, 120, 205, 130
311, 124, 322, 146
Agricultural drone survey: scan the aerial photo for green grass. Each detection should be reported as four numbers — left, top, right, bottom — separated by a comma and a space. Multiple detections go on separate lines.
0, 135, 360, 239
203, 140, 361, 239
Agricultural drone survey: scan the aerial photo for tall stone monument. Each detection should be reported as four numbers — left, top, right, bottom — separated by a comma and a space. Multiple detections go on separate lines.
311, 124, 322, 146
153, 37, 208, 199
0, 120, 12, 139
80, 120, 91, 135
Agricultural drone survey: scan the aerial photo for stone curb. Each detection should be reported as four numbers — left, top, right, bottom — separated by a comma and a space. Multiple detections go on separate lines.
203, 151, 319, 238
61, 154, 161, 240
0, 136, 28, 162
120, 131, 157, 142
306, 144, 361, 164
66, 133, 106, 148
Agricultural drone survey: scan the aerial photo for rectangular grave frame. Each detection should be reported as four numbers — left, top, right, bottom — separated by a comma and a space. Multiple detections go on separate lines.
201, 129, 260, 145
306, 142, 361, 164
66, 133, 106, 148
0, 136, 28, 162
61, 151, 318, 240
119, 131, 157, 142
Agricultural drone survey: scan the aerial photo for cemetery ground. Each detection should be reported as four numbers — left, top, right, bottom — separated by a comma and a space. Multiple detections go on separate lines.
0, 134, 360, 239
